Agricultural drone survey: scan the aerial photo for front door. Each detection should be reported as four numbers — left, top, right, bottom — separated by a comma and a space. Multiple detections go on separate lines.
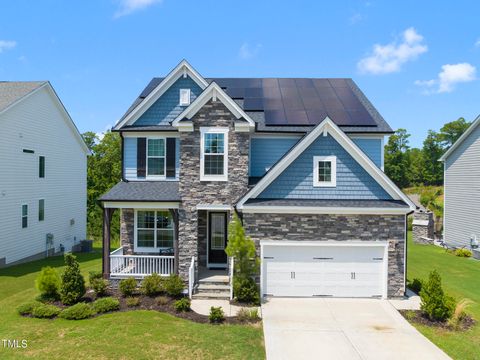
208, 212, 228, 268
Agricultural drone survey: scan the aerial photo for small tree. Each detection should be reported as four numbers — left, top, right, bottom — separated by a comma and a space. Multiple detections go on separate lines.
60, 253, 86, 305
36, 266, 61, 301
420, 270, 455, 321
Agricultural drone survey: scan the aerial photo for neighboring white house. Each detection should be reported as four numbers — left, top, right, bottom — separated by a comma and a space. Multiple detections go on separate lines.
0, 81, 90, 267
440, 115, 480, 249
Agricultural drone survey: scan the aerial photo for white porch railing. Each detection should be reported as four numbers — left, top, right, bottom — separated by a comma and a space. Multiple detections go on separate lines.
188, 257, 195, 299
110, 247, 174, 278
229, 257, 234, 300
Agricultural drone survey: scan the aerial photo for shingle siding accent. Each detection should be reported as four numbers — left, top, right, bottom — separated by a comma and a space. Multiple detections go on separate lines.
250, 137, 300, 177
351, 138, 382, 168
135, 76, 203, 126
444, 123, 480, 248
177, 99, 250, 278
242, 213, 405, 297
258, 134, 392, 200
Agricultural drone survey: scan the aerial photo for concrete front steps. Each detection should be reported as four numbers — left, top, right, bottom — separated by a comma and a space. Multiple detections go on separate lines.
192, 272, 230, 300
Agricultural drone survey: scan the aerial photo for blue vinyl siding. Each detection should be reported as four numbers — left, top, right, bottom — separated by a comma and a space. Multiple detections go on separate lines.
351, 138, 382, 168
123, 137, 180, 180
250, 137, 300, 177
134, 76, 203, 126
258, 134, 392, 200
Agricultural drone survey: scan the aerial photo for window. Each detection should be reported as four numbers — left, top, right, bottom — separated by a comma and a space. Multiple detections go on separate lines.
210, 213, 226, 250
179, 89, 191, 106
313, 156, 337, 187
38, 199, 45, 221
22, 204, 28, 228
135, 210, 174, 251
146, 138, 165, 177
200, 128, 229, 181
39, 156, 45, 178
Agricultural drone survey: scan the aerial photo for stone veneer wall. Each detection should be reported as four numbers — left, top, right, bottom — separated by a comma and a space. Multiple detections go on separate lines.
412, 210, 435, 244
120, 209, 134, 255
178, 99, 250, 278
198, 210, 207, 267
242, 213, 406, 297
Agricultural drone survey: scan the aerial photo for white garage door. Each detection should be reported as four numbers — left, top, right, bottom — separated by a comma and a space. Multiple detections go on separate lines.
262, 243, 387, 298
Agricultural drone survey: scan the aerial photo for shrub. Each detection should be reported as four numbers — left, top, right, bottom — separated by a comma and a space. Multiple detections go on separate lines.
17, 301, 42, 316
93, 297, 120, 313
119, 277, 137, 297
233, 276, 259, 305
91, 278, 108, 297
164, 275, 185, 297
60, 254, 86, 305
174, 298, 191, 312
236, 307, 260, 322
156, 296, 170, 306
448, 298, 473, 330
141, 273, 164, 296
209, 306, 225, 324
420, 270, 455, 321
31, 304, 61, 319
126, 297, 140, 307
59, 303, 96, 320
408, 278, 423, 294
35, 266, 61, 301
88, 271, 103, 284
455, 248, 472, 257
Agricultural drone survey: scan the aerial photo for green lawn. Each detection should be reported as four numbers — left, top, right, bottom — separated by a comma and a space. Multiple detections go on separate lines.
0, 251, 265, 360
407, 234, 480, 360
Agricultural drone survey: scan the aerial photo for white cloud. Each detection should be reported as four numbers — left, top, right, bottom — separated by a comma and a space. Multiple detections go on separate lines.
349, 13, 363, 25
114, 0, 162, 18
357, 27, 427, 75
0, 40, 16, 53
239, 42, 262, 60
415, 63, 477, 94
475, 38, 480, 47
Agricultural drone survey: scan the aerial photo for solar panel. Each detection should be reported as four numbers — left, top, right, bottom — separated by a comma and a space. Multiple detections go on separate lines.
243, 98, 264, 111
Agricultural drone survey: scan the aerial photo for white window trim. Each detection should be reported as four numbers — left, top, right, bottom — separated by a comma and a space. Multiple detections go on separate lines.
179, 88, 191, 106
313, 155, 337, 187
146, 137, 166, 180
200, 127, 229, 182
133, 209, 175, 253
21, 204, 28, 229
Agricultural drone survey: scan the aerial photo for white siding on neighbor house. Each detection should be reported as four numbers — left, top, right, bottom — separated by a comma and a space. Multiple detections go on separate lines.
444, 123, 480, 248
0, 86, 87, 265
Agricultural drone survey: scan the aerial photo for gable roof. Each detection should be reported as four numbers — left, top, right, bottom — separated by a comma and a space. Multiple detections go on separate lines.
439, 115, 480, 161
236, 117, 416, 210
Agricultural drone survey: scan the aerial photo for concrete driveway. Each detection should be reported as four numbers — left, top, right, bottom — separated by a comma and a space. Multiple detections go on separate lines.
261, 298, 450, 360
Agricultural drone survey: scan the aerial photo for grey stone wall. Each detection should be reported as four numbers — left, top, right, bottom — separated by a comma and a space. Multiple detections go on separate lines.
120, 209, 134, 254
242, 213, 406, 297
412, 210, 434, 244
198, 210, 207, 267
178, 99, 250, 278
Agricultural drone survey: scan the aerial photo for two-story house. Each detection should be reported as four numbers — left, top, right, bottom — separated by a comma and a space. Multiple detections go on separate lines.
100, 60, 415, 300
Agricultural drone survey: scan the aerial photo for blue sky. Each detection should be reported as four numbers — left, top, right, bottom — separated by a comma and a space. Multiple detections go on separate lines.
1, 0, 479, 147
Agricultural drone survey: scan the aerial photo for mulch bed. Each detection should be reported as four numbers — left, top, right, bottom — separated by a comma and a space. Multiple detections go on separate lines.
399, 310, 476, 331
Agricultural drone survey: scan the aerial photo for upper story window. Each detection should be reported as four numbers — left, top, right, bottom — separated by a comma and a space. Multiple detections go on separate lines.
179, 89, 191, 106
200, 127, 229, 181
313, 156, 337, 187
147, 138, 165, 178
22, 204, 28, 228
39, 156, 45, 178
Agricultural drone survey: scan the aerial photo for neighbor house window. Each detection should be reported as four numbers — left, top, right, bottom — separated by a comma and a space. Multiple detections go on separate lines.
135, 210, 174, 251
39, 156, 45, 178
200, 127, 228, 181
146, 138, 165, 178
38, 199, 45, 221
179, 89, 191, 106
313, 156, 337, 187
22, 204, 28, 228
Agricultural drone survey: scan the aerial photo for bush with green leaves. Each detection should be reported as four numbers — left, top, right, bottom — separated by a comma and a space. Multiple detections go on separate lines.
88, 270, 103, 284
420, 270, 455, 321
454, 248, 472, 257
119, 277, 137, 297
17, 301, 42, 316
59, 303, 96, 320
141, 273, 164, 296
233, 276, 259, 305
174, 298, 191, 312
35, 266, 61, 301
92, 297, 120, 313
31, 304, 61, 319
156, 296, 170, 306
126, 297, 140, 307
408, 278, 423, 294
209, 306, 225, 324
164, 275, 185, 297
236, 307, 260, 322
60, 253, 86, 305
91, 278, 108, 297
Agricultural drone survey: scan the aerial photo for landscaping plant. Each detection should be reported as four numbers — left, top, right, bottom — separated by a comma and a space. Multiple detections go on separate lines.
16, 301, 42, 316
420, 270, 455, 321
31, 304, 61, 319
35, 266, 61, 301
209, 306, 225, 324
164, 274, 185, 297
92, 297, 120, 313
156, 296, 170, 306
236, 307, 260, 322
126, 297, 140, 307
60, 254, 86, 305
91, 278, 108, 297
119, 277, 137, 297
448, 298, 474, 330
141, 273, 164, 296
454, 248, 472, 258
59, 303, 96, 320
88, 270, 103, 284
408, 278, 423, 294
173, 298, 191, 312
233, 277, 260, 305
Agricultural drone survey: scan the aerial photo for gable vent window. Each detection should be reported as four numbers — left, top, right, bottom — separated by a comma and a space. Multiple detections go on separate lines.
313, 156, 337, 187
179, 89, 191, 106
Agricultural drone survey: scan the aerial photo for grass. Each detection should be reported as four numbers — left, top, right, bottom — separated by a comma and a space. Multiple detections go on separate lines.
407, 233, 480, 360
0, 249, 264, 360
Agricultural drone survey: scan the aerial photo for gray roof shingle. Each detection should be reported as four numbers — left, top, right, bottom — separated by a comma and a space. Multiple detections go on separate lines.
100, 181, 180, 202
0, 81, 46, 113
